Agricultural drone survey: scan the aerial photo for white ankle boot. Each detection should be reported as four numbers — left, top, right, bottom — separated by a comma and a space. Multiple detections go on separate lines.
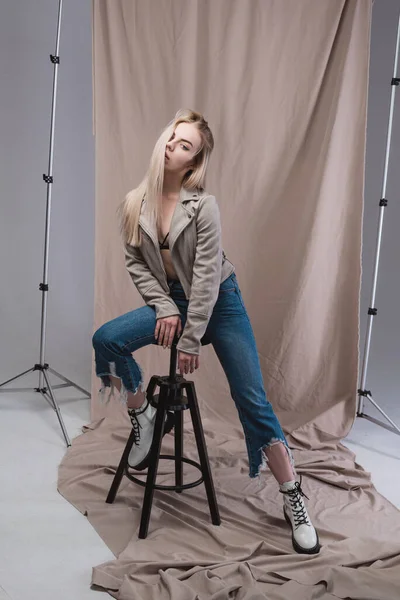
127, 400, 173, 470
280, 476, 320, 554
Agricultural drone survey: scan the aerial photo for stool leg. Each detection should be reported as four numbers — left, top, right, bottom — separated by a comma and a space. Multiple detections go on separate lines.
174, 410, 184, 493
185, 382, 221, 526
106, 428, 136, 504
139, 387, 168, 539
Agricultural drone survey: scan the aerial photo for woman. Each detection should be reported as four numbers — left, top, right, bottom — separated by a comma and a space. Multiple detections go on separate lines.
92, 109, 320, 555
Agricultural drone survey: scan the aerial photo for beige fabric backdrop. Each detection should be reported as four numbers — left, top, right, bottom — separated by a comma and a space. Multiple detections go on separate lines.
58, 1, 400, 598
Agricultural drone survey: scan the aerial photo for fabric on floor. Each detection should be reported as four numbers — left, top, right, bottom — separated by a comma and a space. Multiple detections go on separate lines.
58, 1, 400, 598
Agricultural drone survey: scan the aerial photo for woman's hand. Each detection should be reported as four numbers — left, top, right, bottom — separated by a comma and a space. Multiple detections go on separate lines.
178, 350, 200, 375
155, 315, 182, 348
155, 315, 199, 374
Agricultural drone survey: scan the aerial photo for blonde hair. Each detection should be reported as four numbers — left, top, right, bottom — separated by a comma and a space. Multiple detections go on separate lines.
117, 108, 214, 247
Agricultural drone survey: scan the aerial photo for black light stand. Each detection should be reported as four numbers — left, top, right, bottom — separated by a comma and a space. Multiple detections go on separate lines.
357, 12, 400, 436
0, 0, 90, 447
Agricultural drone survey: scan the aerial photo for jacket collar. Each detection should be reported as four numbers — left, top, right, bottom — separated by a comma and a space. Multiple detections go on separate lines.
179, 186, 201, 204
139, 186, 201, 245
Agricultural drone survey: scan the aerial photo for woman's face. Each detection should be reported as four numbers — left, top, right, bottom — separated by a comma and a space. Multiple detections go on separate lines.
164, 122, 202, 174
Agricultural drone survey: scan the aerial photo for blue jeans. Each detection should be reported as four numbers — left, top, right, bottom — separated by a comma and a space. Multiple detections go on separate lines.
92, 272, 294, 479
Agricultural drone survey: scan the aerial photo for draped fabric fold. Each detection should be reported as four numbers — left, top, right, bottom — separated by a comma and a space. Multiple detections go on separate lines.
57, 1, 400, 598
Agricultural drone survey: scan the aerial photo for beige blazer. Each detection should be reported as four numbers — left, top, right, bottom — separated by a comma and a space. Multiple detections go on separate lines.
124, 186, 235, 355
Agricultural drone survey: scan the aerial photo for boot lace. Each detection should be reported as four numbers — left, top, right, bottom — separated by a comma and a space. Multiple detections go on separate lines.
281, 476, 310, 528
127, 402, 148, 445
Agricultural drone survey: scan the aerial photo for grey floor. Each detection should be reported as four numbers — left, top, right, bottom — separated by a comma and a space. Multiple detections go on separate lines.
0, 381, 399, 600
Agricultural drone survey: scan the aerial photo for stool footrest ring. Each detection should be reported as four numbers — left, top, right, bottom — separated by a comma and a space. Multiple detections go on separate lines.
125, 455, 204, 491
106, 360, 221, 538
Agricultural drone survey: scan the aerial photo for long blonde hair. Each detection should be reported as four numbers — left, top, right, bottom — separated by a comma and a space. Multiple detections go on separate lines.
117, 108, 214, 247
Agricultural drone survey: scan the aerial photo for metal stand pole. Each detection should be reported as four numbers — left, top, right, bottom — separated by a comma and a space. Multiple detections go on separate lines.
357, 12, 400, 436
0, 0, 90, 447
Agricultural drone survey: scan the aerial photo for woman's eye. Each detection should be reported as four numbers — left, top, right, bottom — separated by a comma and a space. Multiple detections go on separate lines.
168, 133, 189, 150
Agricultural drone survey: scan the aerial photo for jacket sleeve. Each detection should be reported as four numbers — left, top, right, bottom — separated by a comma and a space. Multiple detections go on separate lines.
124, 241, 181, 320
176, 195, 222, 355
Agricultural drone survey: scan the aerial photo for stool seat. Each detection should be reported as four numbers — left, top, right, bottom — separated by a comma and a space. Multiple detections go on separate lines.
105, 334, 221, 539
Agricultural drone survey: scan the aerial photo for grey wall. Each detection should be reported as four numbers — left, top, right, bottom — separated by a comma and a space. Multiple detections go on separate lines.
360, 0, 400, 424
0, 1, 399, 423
0, 0, 94, 394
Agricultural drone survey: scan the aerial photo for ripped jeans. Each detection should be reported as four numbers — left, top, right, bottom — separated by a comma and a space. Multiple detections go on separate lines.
92, 272, 294, 479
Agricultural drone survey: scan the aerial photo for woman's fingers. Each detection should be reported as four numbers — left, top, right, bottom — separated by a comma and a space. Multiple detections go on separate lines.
155, 316, 181, 347
177, 352, 199, 375
165, 324, 176, 349
161, 325, 172, 348
163, 319, 182, 348
158, 324, 164, 345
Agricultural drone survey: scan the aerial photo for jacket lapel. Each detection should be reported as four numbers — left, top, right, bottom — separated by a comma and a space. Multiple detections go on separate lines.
139, 187, 201, 250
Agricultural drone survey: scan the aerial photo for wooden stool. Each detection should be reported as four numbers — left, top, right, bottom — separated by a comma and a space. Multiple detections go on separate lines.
105, 336, 221, 539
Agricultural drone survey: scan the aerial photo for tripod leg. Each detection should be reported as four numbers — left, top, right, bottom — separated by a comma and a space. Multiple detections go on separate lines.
185, 382, 221, 526
106, 428, 136, 503
47, 367, 91, 397
0, 368, 35, 390
175, 410, 183, 493
139, 389, 167, 539
41, 369, 71, 447
361, 393, 400, 435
